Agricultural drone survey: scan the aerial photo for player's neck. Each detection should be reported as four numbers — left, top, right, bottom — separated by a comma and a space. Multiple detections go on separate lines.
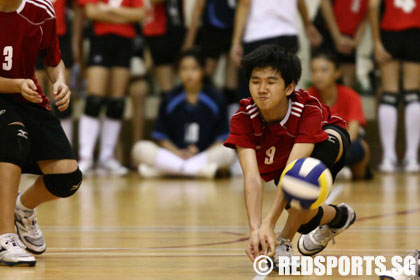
185, 83, 202, 105
319, 84, 338, 107
0, 0, 22, 12
259, 98, 289, 123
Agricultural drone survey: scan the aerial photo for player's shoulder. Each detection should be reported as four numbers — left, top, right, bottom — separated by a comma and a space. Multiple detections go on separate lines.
293, 88, 323, 108
337, 84, 361, 101
18, 0, 56, 24
233, 97, 257, 119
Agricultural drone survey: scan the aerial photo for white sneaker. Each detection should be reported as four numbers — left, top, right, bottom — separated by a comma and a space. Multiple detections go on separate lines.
79, 158, 95, 176
0, 233, 36, 266
403, 158, 420, 173
96, 158, 129, 176
379, 158, 397, 173
272, 238, 299, 272
380, 250, 420, 279
297, 203, 356, 256
138, 164, 163, 178
14, 205, 46, 254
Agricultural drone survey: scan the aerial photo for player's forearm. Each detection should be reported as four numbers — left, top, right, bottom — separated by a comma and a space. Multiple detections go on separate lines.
244, 176, 263, 231
298, 0, 311, 28
84, 4, 126, 23
0, 77, 25, 93
45, 60, 66, 85
184, 0, 205, 46
158, 140, 182, 156
231, 0, 250, 45
368, 0, 381, 43
72, 2, 83, 63
109, 7, 147, 22
263, 186, 288, 228
321, 0, 342, 40
347, 121, 360, 141
354, 19, 367, 45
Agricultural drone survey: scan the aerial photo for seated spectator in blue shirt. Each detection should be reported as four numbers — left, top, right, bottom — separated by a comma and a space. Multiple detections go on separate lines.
132, 49, 235, 178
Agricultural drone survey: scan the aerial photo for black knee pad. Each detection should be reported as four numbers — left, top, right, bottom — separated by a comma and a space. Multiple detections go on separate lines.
380, 92, 399, 107
0, 124, 30, 168
402, 90, 420, 106
297, 207, 324, 234
44, 168, 83, 198
53, 100, 73, 119
106, 97, 125, 119
84, 95, 105, 117
347, 140, 366, 166
311, 134, 341, 170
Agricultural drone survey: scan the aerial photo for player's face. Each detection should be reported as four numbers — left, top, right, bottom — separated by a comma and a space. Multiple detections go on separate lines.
249, 67, 294, 112
179, 57, 204, 89
311, 58, 340, 92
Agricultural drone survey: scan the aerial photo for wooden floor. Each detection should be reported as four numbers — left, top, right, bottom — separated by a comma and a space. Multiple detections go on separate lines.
1, 172, 419, 279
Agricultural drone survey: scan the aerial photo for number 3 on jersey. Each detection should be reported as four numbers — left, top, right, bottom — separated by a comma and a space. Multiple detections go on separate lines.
2, 46, 13, 71
264, 146, 276, 165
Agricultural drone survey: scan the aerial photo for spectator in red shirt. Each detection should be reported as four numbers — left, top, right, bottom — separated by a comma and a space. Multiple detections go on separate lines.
308, 52, 371, 180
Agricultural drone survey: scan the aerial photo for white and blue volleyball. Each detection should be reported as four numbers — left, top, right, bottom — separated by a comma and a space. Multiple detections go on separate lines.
280, 157, 333, 210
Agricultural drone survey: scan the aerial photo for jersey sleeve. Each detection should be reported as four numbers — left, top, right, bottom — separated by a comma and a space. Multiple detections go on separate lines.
224, 112, 256, 149
295, 105, 329, 144
39, 18, 61, 67
151, 98, 170, 141
77, 0, 97, 6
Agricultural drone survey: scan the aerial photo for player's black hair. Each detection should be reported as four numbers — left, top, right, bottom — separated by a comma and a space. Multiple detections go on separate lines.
176, 47, 206, 69
311, 51, 341, 69
241, 44, 302, 87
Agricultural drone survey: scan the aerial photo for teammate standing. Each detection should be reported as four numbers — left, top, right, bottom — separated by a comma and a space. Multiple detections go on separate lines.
224, 45, 355, 267
369, 0, 420, 172
0, 0, 82, 266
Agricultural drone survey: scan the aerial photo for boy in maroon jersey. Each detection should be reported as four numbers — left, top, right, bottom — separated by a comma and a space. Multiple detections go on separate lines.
0, 0, 82, 266
224, 45, 355, 269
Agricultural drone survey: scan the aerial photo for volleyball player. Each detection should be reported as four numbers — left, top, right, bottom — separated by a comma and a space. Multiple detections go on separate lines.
369, 0, 420, 172
224, 45, 355, 269
0, 0, 82, 266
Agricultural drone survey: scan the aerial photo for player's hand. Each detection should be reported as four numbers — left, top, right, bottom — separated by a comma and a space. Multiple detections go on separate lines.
230, 42, 243, 67
258, 223, 277, 257
334, 35, 355, 55
53, 81, 71, 111
186, 145, 199, 157
306, 24, 322, 48
245, 230, 262, 262
20, 79, 42, 104
374, 41, 392, 64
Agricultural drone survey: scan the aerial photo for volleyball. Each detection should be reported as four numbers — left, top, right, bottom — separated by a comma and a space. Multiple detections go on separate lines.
280, 157, 333, 210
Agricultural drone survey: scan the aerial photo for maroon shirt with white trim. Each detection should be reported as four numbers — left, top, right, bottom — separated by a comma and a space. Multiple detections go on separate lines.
0, 0, 61, 110
224, 89, 346, 181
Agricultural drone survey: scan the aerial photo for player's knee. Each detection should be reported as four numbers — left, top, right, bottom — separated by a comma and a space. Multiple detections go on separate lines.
132, 140, 158, 164
43, 168, 83, 198
402, 90, 420, 106
106, 97, 125, 119
311, 134, 341, 170
84, 95, 105, 117
297, 207, 324, 234
347, 140, 366, 166
0, 124, 30, 168
53, 100, 73, 119
380, 91, 399, 107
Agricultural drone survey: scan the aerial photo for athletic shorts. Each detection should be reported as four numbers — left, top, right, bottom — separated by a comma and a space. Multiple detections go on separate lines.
381, 28, 420, 63
36, 33, 74, 70
144, 27, 185, 66
0, 96, 76, 175
88, 34, 133, 68
199, 25, 232, 59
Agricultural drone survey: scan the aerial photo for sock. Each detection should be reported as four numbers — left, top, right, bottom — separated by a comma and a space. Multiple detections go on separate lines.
404, 94, 420, 161
182, 152, 208, 176
60, 118, 73, 146
328, 204, 348, 229
99, 118, 122, 162
16, 194, 33, 211
154, 148, 185, 174
78, 115, 101, 160
378, 104, 398, 162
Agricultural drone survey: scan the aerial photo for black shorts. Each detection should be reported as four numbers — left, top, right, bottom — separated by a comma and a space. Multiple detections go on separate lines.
36, 33, 74, 70
381, 28, 420, 62
199, 25, 232, 59
313, 26, 356, 64
88, 34, 133, 68
0, 96, 75, 175
144, 27, 185, 66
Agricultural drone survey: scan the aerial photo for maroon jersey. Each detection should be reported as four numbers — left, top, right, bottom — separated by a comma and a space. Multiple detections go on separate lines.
381, 0, 420, 30
224, 90, 346, 182
333, 0, 367, 36
0, 0, 61, 110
